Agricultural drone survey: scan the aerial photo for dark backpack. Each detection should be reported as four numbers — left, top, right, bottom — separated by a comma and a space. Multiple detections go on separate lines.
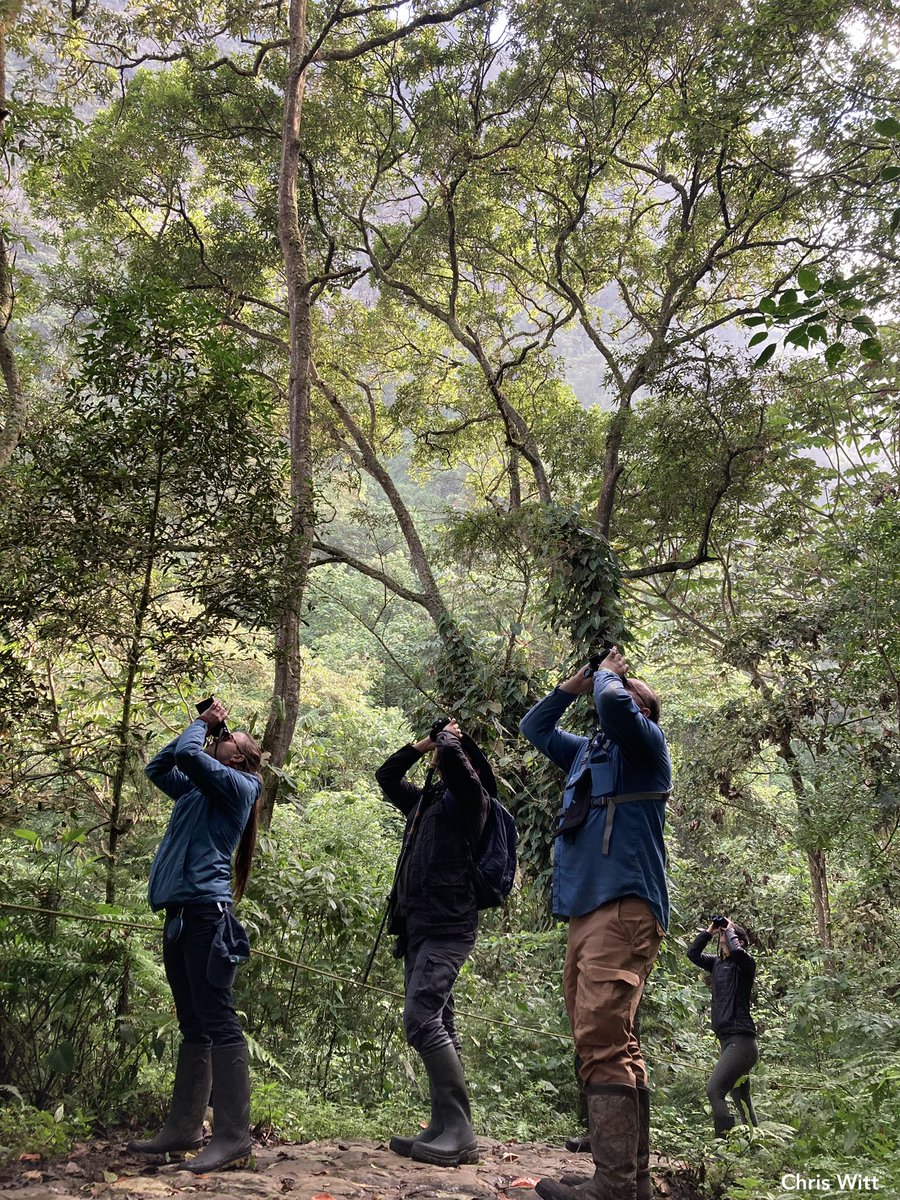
473, 797, 518, 908
444, 792, 517, 909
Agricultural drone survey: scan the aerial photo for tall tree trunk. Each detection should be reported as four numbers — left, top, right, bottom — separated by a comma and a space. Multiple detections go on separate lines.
314, 372, 451, 627
106, 437, 165, 902
0, 8, 26, 469
807, 846, 833, 952
260, 0, 315, 830
779, 734, 833, 951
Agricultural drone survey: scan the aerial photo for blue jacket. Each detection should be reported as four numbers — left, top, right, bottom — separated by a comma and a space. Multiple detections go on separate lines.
519, 671, 671, 929
146, 719, 260, 911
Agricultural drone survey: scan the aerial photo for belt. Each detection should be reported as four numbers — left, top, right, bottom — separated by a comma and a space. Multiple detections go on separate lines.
592, 792, 671, 855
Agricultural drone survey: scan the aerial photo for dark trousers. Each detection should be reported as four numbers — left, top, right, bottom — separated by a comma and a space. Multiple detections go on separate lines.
707, 1034, 759, 1133
163, 904, 244, 1047
403, 934, 476, 1055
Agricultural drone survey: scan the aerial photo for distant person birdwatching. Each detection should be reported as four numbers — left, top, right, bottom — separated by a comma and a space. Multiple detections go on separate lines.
686, 916, 759, 1137
128, 698, 261, 1173
375, 718, 495, 1168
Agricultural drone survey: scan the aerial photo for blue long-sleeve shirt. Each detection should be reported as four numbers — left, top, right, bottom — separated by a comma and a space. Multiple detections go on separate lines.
145, 719, 260, 910
519, 672, 671, 929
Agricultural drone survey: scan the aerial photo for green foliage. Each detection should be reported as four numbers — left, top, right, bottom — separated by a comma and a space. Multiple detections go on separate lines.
0, 1102, 91, 1166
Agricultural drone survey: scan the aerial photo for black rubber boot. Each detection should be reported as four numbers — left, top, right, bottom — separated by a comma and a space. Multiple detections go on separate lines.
565, 1135, 592, 1153
536, 1084, 639, 1200
127, 1043, 211, 1155
183, 1043, 252, 1173
390, 1083, 442, 1157
561, 1055, 592, 1170
566, 1054, 590, 1151
714, 1111, 736, 1138
636, 1088, 651, 1200
409, 1044, 478, 1167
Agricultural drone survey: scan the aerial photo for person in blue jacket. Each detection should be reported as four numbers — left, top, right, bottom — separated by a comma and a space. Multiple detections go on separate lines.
520, 647, 671, 1200
128, 698, 261, 1173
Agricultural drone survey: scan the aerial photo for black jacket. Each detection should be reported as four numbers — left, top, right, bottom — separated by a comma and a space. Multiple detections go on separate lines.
687, 930, 757, 1039
375, 731, 491, 945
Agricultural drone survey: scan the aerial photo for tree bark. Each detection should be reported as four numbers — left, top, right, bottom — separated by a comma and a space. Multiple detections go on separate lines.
259, 0, 315, 830
778, 733, 833, 951
106, 434, 165, 902
806, 846, 833, 952
0, 10, 26, 469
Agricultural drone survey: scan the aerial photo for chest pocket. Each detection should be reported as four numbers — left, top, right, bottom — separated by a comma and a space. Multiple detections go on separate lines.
557, 736, 614, 837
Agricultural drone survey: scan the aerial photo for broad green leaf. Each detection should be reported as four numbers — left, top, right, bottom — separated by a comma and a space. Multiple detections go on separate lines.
45, 1041, 76, 1074
12, 828, 41, 844
785, 328, 810, 348
851, 316, 878, 335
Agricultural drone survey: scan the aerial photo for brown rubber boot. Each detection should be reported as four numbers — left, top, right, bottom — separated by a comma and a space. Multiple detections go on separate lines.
636, 1088, 651, 1200
536, 1084, 639, 1200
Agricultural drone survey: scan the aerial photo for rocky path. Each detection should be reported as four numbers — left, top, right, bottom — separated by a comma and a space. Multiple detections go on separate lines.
0, 1137, 704, 1200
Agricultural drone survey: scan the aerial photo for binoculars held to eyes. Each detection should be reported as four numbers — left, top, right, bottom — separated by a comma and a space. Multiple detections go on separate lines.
710, 915, 729, 929
196, 695, 228, 739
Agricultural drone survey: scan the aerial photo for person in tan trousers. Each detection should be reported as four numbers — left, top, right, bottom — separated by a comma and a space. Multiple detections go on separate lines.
520, 648, 672, 1200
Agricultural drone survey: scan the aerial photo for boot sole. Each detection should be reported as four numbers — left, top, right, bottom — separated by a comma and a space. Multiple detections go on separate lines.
182, 1147, 253, 1174
535, 1179, 578, 1200
410, 1145, 479, 1167
127, 1142, 203, 1155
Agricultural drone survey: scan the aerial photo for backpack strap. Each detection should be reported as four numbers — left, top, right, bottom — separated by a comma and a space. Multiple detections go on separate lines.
592, 791, 671, 855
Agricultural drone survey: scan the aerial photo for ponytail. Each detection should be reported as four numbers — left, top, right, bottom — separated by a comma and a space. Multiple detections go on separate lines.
233, 796, 259, 903
230, 730, 263, 903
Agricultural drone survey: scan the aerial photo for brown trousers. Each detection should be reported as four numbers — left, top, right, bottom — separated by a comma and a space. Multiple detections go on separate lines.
563, 896, 663, 1088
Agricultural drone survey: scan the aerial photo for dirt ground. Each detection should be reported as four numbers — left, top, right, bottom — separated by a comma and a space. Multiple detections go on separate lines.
0, 1135, 709, 1200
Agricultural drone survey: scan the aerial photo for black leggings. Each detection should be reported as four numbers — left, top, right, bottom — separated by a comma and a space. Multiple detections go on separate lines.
707, 1034, 758, 1135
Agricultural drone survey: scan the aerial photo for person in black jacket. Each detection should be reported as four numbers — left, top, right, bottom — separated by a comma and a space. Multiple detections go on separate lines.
375, 718, 494, 1168
686, 917, 759, 1136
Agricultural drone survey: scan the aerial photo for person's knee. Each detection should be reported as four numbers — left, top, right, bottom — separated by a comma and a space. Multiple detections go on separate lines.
405, 1014, 450, 1055
707, 1077, 726, 1103
192, 1003, 243, 1047
403, 1001, 434, 1051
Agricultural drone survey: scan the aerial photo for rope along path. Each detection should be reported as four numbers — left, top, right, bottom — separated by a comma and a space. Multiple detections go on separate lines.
0, 901, 571, 1042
